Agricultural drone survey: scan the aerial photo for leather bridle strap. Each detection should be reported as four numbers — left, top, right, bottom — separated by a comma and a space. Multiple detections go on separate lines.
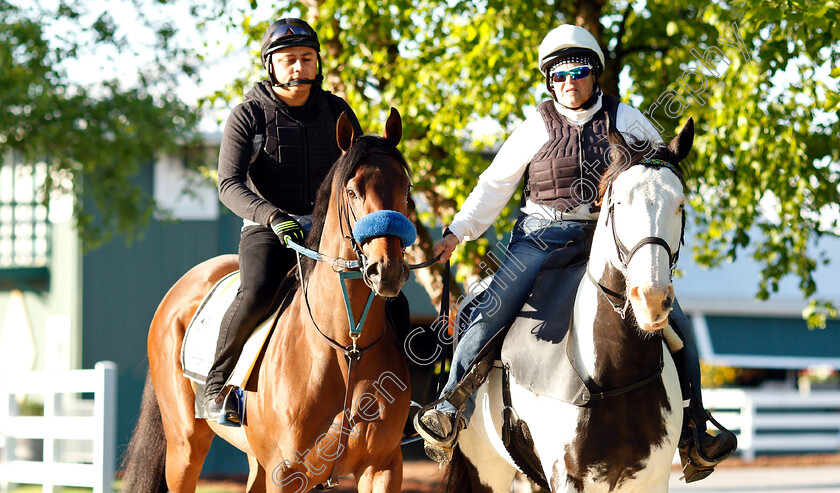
608, 202, 679, 272
316, 353, 359, 491
585, 267, 630, 319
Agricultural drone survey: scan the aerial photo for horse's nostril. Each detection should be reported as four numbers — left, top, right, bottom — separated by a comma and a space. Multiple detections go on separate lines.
365, 263, 380, 280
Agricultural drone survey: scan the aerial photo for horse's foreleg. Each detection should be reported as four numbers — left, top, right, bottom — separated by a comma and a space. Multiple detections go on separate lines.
247, 454, 267, 493
355, 449, 403, 493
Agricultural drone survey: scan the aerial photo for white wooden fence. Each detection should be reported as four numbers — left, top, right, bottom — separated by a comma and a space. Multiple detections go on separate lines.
703, 388, 840, 461
0, 361, 117, 493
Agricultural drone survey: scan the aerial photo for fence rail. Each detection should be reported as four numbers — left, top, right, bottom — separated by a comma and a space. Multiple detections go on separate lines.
0, 361, 117, 493
703, 388, 840, 461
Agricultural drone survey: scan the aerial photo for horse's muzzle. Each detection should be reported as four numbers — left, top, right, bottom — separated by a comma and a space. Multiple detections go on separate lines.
364, 260, 410, 297
629, 283, 674, 331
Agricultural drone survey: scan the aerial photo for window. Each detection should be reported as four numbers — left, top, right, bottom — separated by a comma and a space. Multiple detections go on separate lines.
0, 153, 51, 274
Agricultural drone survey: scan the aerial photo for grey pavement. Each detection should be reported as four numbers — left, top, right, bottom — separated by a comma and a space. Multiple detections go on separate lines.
669, 465, 840, 492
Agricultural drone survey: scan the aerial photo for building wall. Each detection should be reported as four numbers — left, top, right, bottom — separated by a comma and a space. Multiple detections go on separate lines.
0, 220, 82, 376
80, 159, 249, 474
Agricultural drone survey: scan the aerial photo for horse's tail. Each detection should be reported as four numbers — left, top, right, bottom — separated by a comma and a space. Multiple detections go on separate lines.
119, 372, 167, 493
439, 447, 474, 493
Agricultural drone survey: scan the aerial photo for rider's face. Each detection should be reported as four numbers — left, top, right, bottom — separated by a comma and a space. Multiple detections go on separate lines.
271, 46, 318, 104
551, 61, 595, 109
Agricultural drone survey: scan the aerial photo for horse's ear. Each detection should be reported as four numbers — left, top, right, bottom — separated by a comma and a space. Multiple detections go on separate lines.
668, 117, 694, 163
336, 111, 356, 153
384, 107, 402, 146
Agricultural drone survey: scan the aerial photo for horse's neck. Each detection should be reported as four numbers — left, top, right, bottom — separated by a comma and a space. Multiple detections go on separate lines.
573, 221, 662, 388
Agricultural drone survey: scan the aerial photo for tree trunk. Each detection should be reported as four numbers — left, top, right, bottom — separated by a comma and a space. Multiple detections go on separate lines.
572, 0, 617, 96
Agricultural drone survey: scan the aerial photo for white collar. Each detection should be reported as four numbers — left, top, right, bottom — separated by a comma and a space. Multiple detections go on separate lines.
553, 93, 603, 125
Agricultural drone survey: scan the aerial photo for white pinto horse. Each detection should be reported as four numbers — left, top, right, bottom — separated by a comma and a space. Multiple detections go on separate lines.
442, 120, 695, 493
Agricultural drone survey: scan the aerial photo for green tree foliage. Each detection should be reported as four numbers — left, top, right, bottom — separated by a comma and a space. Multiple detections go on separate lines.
0, 0, 199, 248
209, 0, 838, 321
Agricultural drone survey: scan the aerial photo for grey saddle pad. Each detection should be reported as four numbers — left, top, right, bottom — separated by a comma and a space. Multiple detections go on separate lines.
500, 229, 594, 404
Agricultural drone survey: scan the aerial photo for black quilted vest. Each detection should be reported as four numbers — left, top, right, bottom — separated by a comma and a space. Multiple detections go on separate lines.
247, 94, 342, 216
525, 95, 619, 212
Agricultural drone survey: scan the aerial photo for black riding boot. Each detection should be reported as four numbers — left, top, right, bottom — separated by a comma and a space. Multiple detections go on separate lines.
204, 386, 242, 427
678, 396, 738, 482
670, 303, 737, 482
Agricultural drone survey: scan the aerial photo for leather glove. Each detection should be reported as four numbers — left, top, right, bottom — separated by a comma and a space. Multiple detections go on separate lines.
270, 212, 305, 247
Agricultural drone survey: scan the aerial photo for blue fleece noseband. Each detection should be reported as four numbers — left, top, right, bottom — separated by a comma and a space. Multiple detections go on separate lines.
352, 210, 416, 247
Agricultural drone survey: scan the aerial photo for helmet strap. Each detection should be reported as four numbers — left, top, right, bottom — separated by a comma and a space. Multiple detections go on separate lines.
267, 53, 324, 88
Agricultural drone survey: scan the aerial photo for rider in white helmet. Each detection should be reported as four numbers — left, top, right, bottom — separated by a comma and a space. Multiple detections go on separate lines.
415, 24, 736, 483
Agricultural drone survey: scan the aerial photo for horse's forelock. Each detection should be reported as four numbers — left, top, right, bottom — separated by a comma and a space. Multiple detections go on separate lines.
598, 137, 688, 202
301, 135, 410, 280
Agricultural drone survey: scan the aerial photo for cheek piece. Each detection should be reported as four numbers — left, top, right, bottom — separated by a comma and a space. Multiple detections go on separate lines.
352, 210, 417, 248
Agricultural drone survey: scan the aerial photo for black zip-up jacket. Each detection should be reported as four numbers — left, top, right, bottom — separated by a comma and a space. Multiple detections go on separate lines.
218, 80, 362, 226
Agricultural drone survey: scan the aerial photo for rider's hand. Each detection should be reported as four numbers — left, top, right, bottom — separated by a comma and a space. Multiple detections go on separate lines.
433, 229, 460, 262
270, 212, 305, 247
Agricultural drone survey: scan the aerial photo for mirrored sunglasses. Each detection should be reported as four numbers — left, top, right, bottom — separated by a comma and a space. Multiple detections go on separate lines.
550, 66, 592, 82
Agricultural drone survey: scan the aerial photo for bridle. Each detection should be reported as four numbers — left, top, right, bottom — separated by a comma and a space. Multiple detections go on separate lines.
588, 158, 686, 318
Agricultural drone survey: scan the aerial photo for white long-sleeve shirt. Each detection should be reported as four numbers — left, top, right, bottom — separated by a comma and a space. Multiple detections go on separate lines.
449, 94, 664, 241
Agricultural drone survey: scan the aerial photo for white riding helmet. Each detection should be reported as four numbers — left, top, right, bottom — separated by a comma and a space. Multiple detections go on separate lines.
538, 25, 605, 76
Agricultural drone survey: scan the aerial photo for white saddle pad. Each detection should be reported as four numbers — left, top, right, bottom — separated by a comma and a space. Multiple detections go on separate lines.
181, 271, 277, 388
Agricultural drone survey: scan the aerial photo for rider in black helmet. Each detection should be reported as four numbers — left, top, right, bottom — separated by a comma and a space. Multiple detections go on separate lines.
204, 17, 363, 426
261, 18, 324, 88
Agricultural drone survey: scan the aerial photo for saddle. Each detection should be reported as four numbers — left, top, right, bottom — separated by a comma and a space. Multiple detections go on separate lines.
452, 228, 595, 404
440, 231, 593, 489
181, 271, 295, 419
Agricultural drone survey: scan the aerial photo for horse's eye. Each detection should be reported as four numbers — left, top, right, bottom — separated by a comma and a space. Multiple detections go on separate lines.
347, 189, 358, 199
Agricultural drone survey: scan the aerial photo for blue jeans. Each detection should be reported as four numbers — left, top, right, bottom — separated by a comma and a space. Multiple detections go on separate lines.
437, 215, 592, 423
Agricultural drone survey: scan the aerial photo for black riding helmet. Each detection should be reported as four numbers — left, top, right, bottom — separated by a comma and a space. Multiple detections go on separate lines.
260, 18, 323, 88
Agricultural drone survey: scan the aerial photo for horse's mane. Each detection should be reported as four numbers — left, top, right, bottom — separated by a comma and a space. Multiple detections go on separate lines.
299, 135, 410, 281
598, 129, 690, 201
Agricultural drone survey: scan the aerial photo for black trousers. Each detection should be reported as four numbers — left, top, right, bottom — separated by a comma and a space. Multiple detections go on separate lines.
670, 299, 705, 407
205, 226, 295, 396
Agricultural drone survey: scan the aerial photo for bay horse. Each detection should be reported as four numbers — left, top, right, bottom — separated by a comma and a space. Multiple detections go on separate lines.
442, 120, 695, 492
121, 109, 413, 492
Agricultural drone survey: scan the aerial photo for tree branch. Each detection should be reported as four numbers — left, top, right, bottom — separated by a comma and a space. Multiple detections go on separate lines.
613, 0, 635, 59
620, 44, 669, 56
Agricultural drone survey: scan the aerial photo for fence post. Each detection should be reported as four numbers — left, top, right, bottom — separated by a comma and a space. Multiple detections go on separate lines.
43, 388, 61, 493
94, 361, 118, 493
0, 389, 18, 493
740, 391, 756, 462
